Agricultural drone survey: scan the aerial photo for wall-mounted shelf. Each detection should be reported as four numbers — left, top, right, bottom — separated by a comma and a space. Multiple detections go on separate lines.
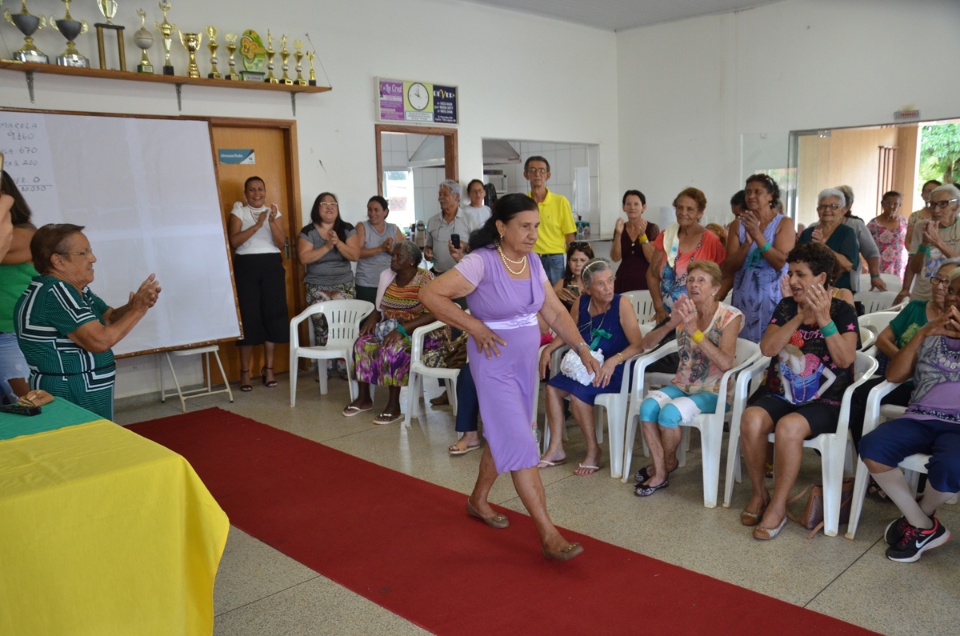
0, 60, 330, 115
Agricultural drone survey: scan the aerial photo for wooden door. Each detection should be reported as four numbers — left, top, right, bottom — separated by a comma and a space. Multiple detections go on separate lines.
209, 122, 303, 383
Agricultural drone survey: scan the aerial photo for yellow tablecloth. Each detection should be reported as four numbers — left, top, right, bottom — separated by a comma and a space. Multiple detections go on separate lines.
0, 419, 229, 635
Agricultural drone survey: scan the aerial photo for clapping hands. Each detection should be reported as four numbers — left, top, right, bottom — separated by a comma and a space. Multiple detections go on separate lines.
130, 273, 162, 312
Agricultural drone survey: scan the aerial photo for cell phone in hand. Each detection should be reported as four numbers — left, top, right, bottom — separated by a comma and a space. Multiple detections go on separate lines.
451, 233, 461, 249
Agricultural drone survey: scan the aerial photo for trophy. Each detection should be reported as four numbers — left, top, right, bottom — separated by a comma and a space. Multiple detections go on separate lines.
306, 51, 317, 86
53, 0, 89, 68
94, 0, 126, 71
279, 35, 293, 85
238, 29, 266, 82
205, 26, 222, 79
293, 39, 307, 86
223, 32, 239, 80
133, 9, 154, 73
155, 1, 176, 75
178, 30, 202, 78
4, 1, 48, 64
264, 30, 277, 84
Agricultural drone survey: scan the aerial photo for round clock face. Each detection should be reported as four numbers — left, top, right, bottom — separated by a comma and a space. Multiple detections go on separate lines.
407, 82, 429, 111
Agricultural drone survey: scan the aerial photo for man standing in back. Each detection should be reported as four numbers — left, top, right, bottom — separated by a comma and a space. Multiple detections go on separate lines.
525, 156, 576, 284
425, 180, 477, 276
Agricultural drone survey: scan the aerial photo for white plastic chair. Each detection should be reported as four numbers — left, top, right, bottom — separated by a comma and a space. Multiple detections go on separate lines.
858, 327, 876, 352
857, 290, 899, 314
538, 343, 641, 478
722, 351, 877, 536
621, 339, 761, 508
622, 290, 656, 322
846, 380, 957, 540
289, 299, 374, 406
858, 311, 898, 338
860, 272, 902, 293
405, 320, 459, 429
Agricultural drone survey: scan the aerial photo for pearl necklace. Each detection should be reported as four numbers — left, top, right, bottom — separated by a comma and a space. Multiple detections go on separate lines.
496, 241, 527, 275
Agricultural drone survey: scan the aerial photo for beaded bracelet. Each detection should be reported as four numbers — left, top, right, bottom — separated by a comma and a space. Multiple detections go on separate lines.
692, 329, 705, 344
820, 321, 838, 337
759, 242, 772, 253
638, 235, 649, 244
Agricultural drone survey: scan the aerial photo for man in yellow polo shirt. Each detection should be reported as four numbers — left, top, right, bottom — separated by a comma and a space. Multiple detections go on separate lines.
525, 156, 576, 284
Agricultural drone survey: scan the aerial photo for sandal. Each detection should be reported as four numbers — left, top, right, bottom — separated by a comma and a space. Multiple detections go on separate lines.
239, 369, 252, 393
261, 366, 278, 388
634, 480, 669, 497
373, 411, 403, 425
633, 464, 677, 484
752, 515, 788, 541
448, 440, 482, 456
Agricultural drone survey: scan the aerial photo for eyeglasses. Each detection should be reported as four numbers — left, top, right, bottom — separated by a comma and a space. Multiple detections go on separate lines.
816, 204, 841, 212
931, 276, 950, 287
60, 249, 94, 258
525, 167, 548, 175
928, 199, 958, 210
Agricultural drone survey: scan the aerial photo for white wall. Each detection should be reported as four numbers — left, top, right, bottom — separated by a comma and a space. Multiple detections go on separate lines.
0, 0, 619, 397
617, 0, 960, 230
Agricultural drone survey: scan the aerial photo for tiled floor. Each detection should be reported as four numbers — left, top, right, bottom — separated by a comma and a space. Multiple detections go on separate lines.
115, 373, 960, 635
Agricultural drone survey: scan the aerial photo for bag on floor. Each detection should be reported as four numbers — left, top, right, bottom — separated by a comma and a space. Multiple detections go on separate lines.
787, 478, 854, 539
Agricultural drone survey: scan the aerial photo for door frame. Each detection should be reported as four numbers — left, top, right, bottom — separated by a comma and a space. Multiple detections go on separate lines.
208, 117, 306, 314
374, 124, 459, 196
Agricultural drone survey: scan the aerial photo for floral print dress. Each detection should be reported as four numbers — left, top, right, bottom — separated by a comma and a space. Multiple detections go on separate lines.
867, 215, 907, 278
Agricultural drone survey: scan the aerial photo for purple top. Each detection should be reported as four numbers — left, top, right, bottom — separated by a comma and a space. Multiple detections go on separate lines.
455, 247, 547, 321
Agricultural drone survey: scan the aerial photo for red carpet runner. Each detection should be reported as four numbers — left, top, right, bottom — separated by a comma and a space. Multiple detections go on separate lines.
129, 408, 873, 635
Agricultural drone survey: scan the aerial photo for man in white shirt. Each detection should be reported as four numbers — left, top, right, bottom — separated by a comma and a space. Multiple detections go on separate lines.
425, 180, 477, 275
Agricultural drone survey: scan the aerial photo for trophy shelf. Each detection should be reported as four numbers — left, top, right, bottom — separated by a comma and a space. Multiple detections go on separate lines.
0, 60, 329, 114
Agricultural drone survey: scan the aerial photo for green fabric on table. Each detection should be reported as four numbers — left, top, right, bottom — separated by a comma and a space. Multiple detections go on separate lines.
0, 399, 101, 441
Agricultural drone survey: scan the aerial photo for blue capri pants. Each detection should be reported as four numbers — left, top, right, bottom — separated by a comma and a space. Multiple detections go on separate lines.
860, 416, 960, 494
639, 385, 719, 428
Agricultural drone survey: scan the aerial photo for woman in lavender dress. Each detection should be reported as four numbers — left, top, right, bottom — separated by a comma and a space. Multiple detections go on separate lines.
421, 194, 600, 561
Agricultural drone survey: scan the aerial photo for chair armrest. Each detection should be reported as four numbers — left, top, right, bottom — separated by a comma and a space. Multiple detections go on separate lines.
715, 348, 762, 409
410, 320, 448, 360
863, 380, 905, 438
629, 340, 679, 401
836, 355, 880, 439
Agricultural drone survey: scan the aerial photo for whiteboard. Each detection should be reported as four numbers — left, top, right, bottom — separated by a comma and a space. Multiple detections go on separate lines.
0, 110, 241, 356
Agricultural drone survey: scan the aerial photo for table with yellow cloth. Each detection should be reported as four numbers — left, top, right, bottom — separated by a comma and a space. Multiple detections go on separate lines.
0, 400, 229, 636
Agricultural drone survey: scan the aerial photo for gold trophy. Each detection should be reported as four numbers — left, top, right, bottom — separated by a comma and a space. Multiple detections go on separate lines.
53, 0, 89, 68
279, 35, 293, 85
293, 39, 307, 86
155, 1, 176, 75
94, 0, 126, 71
264, 30, 277, 84
306, 50, 317, 86
206, 26, 222, 79
178, 30, 202, 78
4, 1, 49, 64
223, 32, 239, 80
133, 8, 154, 73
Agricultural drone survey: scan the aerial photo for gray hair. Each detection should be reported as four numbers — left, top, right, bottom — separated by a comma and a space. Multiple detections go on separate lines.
818, 188, 846, 208
932, 183, 960, 202
581, 257, 611, 288
394, 240, 422, 267
938, 257, 960, 273
835, 185, 854, 209
439, 179, 461, 199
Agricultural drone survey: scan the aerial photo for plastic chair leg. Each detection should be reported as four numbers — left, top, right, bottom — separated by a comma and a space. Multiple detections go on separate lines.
845, 459, 871, 540
700, 423, 723, 508
403, 373, 420, 428
289, 356, 299, 407
606, 402, 626, 479
318, 362, 329, 395
821, 449, 846, 537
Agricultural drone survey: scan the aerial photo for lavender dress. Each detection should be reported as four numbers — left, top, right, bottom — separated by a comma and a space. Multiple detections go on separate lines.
455, 247, 546, 473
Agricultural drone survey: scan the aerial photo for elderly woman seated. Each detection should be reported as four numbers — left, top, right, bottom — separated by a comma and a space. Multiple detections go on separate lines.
342, 240, 442, 425
538, 258, 645, 475
632, 260, 743, 496
739, 242, 859, 540
858, 268, 960, 563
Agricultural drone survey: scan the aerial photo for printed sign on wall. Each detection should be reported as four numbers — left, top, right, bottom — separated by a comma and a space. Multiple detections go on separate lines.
377, 78, 458, 125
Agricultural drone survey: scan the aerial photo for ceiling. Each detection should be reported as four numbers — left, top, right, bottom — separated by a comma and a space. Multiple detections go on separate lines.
460, 0, 783, 31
